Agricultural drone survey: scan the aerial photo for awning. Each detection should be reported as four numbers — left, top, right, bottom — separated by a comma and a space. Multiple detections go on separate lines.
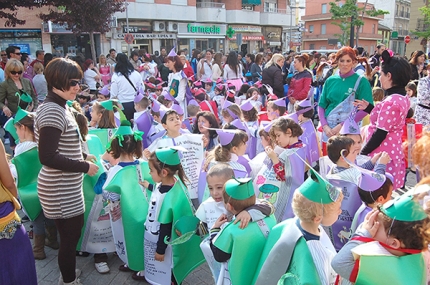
242, 0, 261, 5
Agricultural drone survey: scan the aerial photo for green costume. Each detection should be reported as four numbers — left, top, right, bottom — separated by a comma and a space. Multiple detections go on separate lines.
11, 147, 42, 221
88, 128, 116, 150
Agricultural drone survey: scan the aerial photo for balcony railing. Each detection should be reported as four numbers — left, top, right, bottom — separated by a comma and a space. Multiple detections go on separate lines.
262, 7, 288, 13
395, 11, 410, 18
196, 2, 225, 8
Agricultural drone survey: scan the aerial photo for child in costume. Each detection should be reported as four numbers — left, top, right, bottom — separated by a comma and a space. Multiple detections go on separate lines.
197, 163, 274, 283
204, 79, 215, 99
147, 100, 168, 144
102, 114, 148, 275
213, 84, 226, 107
210, 178, 277, 285
240, 99, 259, 159
220, 101, 243, 125
245, 87, 263, 112
266, 98, 287, 121
332, 195, 430, 285
135, 147, 204, 284
97, 84, 110, 102
264, 117, 307, 221
253, 169, 343, 285
183, 99, 200, 132
325, 135, 390, 251
132, 93, 152, 148
296, 99, 321, 167
89, 100, 118, 129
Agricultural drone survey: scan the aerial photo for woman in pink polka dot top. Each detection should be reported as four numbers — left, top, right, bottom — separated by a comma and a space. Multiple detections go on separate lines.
355, 50, 411, 189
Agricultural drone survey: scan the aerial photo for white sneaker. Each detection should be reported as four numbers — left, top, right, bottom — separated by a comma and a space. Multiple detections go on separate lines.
63, 278, 82, 285
58, 269, 82, 285
95, 262, 110, 274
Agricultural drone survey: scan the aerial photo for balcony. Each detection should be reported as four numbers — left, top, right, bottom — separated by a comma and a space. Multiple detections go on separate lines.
226, 9, 261, 25
260, 8, 292, 26
395, 11, 410, 19
196, 2, 226, 23
115, 2, 196, 22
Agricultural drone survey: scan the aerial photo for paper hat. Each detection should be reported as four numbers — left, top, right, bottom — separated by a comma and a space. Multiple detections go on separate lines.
227, 82, 235, 89
273, 98, 286, 108
155, 82, 163, 89
167, 47, 177, 57
298, 168, 341, 204
159, 106, 169, 120
381, 195, 427, 222
267, 94, 278, 101
98, 84, 110, 96
340, 118, 361, 135
189, 99, 199, 106
151, 99, 162, 112
99, 100, 122, 111
164, 216, 200, 245
194, 88, 206, 97
285, 112, 299, 124
163, 91, 176, 102
4, 107, 32, 144
264, 119, 276, 133
225, 178, 255, 200
208, 128, 243, 146
134, 93, 144, 103
240, 99, 255, 112
145, 82, 156, 89
230, 119, 247, 132
297, 99, 312, 108
155, 147, 181, 166
138, 85, 145, 95
216, 78, 223, 84
254, 81, 262, 88
227, 89, 235, 98
172, 103, 184, 115
66, 100, 74, 107
108, 109, 143, 150
194, 81, 203, 88
216, 84, 224, 90
205, 78, 214, 84
17, 91, 32, 104
222, 99, 233, 109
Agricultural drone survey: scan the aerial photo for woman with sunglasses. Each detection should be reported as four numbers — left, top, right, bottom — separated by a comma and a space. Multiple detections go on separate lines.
35, 58, 99, 285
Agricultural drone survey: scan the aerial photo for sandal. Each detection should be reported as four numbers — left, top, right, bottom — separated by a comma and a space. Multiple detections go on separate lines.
95, 262, 110, 274
132, 271, 146, 281
119, 264, 136, 272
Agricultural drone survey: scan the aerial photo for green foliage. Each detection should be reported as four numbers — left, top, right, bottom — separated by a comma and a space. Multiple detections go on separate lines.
413, 5, 430, 39
0, 0, 53, 27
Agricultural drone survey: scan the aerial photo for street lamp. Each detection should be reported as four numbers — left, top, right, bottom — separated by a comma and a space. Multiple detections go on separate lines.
289, 6, 306, 50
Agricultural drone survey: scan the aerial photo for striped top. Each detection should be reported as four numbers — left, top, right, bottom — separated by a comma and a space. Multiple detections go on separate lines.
35, 102, 85, 219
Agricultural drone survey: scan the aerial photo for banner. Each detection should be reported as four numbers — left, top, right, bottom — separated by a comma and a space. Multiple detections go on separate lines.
148, 133, 204, 199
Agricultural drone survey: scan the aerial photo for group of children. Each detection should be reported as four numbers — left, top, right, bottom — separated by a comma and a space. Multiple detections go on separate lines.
8, 66, 430, 285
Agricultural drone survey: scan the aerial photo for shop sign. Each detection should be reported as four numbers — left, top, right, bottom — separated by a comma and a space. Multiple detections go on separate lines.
231, 35, 264, 41
114, 33, 176, 40
123, 26, 152, 33
0, 30, 41, 39
230, 25, 261, 33
178, 23, 226, 35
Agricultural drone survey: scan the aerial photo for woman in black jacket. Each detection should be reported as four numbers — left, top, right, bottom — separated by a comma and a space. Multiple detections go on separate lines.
261, 53, 285, 98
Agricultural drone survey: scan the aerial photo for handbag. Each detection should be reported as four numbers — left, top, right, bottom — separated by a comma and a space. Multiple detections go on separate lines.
0, 181, 21, 239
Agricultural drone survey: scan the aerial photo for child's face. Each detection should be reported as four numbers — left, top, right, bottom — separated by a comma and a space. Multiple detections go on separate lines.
373, 213, 390, 243
215, 89, 221, 95
406, 88, 414, 97
90, 107, 102, 123
261, 135, 271, 148
251, 91, 259, 100
164, 101, 173, 108
346, 134, 362, 153
378, 185, 393, 204
205, 84, 212, 91
267, 105, 278, 121
97, 95, 107, 102
321, 198, 342, 227
148, 161, 162, 183
298, 113, 304, 123
223, 114, 233, 124
153, 114, 161, 123
207, 175, 229, 202
155, 89, 162, 96
162, 113, 181, 133
274, 129, 291, 148
232, 142, 247, 157
15, 124, 26, 141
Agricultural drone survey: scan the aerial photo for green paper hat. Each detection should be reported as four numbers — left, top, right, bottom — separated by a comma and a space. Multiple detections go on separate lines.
66, 100, 74, 107
164, 216, 200, 245
225, 177, 255, 200
298, 168, 341, 204
4, 107, 32, 144
381, 195, 427, 222
99, 100, 115, 111
155, 147, 181, 166
107, 108, 143, 150
16, 91, 32, 104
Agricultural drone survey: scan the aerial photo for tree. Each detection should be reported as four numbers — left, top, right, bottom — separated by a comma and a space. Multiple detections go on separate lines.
0, 0, 52, 27
40, 0, 125, 62
413, 5, 430, 40
330, 0, 388, 47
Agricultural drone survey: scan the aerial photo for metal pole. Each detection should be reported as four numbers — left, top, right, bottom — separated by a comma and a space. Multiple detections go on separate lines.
126, 0, 130, 56
289, 6, 293, 50
349, 14, 355, 47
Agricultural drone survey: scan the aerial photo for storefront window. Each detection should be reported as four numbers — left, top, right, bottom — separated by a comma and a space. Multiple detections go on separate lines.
0, 30, 42, 57
50, 34, 100, 59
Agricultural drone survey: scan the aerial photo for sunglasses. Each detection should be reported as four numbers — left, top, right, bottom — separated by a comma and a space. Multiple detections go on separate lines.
0, 54, 6, 56
70, 80, 80, 87
14, 53, 21, 56
10, 70, 23, 75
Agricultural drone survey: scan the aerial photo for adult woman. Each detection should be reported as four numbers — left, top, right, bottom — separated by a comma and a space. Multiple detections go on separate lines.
32, 62, 48, 103
244, 53, 255, 81
83, 59, 101, 94
410, 50, 426, 81
356, 50, 411, 189
180, 55, 194, 79
415, 64, 430, 126
251, 54, 263, 82
223, 51, 244, 90
129, 50, 142, 72
35, 58, 99, 285
287, 53, 313, 104
211, 52, 223, 81
318, 47, 372, 150
97, 54, 111, 86
110, 53, 144, 121
198, 50, 213, 81
261, 53, 284, 98
192, 111, 219, 151
166, 52, 188, 117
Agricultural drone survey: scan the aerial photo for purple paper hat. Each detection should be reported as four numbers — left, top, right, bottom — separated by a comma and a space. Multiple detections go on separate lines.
159, 106, 169, 120
98, 84, 110, 96
240, 99, 255, 112
285, 112, 299, 123
172, 103, 184, 115
163, 92, 176, 102
168, 47, 177, 57
273, 98, 286, 108
230, 119, 247, 132
297, 99, 312, 108
222, 100, 233, 109
151, 99, 162, 112
264, 119, 276, 133
134, 93, 144, 103
189, 99, 199, 106
215, 128, 242, 146
340, 118, 361, 135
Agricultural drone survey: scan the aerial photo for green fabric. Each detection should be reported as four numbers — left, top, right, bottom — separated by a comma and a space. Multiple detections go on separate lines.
103, 163, 150, 271
169, 79, 180, 98
356, 253, 425, 285
157, 179, 205, 284
319, 73, 373, 117
88, 128, 116, 150
225, 177, 254, 200
0, 78, 36, 113
381, 195, 427, 222
99, 100, 114, 111
11, 147, 42, 221
253, 219, 322, 285
155, 147, 181, 166
298, 169, 340, 204
242, 0, 261, 4
4, 117, 18, 144
14, 107, 30, 123
77, 134, 106, 250
214, 216, 277, 285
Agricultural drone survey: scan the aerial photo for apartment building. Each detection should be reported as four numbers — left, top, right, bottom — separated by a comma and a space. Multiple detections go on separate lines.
405, 0, 428, 56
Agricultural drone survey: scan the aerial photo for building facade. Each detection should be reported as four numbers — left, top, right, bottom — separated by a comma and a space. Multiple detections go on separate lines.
405, 0, 428, 56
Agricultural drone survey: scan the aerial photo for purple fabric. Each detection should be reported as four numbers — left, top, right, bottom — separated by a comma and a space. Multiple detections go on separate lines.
325, 178, 363, 251
135, 112, 153, 148
197, 171, 207, 204
318, 106, 328, 127
299, 120, 320, 165
0, 202, 37, 285
352, 204, 372, 232
237, 156, 252, 176
354, 110, 368, 122
339, 69, 355, 78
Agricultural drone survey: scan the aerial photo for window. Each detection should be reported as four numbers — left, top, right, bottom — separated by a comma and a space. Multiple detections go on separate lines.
322, 3, 327, 13
309, 25, 314, 33
264, 2, 278, 12
372, 24, 375, 34
395, 5, 399, 16
171, 0, 187, 5
321, 24, 326, 34
310, 44, 315, 49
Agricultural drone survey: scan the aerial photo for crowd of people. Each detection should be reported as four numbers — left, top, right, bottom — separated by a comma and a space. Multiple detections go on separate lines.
1, 43, 430, 285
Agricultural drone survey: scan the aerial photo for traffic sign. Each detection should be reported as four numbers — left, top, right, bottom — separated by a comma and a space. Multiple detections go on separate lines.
124, 33, 134, 44
404, 35, 411, 44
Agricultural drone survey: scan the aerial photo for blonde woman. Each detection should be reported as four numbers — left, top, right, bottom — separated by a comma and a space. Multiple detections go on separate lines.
261, 53, 285, 98
32, 62, 48, 102
98, 54, 112, 86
